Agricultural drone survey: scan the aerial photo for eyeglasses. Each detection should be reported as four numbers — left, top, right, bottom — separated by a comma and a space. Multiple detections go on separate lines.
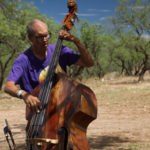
34, 32, 51, 40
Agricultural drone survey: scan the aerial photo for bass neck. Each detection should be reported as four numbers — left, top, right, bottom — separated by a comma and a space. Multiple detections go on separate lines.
32, 32, 64, 126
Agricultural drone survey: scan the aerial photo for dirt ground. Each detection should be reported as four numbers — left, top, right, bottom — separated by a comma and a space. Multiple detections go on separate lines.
0, 75, 150, 150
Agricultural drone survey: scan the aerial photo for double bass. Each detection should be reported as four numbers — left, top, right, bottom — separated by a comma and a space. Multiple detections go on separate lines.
26, 0, 97, 149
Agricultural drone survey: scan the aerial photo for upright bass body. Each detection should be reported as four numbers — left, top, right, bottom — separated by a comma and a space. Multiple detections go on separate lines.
27, 72, 97, 150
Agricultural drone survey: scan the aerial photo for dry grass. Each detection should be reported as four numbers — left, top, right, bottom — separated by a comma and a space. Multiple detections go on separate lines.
1, 75, 150, 150
85, 76, 150, 150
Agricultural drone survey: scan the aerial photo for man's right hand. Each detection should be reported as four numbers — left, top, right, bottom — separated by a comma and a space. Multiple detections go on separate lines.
22, 93, 42, 113
4, 81, 42, 113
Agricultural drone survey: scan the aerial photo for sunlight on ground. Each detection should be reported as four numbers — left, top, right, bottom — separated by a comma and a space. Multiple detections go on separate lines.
1, 75, 150, 150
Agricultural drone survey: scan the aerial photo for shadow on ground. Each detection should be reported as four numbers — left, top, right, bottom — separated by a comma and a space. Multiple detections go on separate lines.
88, 135, 132, 149
16, 144, 26, 150
12, 123, 26, 133
3, 135, 133, 150
2, 123, 133, 150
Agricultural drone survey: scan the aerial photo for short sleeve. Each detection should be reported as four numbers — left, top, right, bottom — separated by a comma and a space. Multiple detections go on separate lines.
59, 46, 80, 72
7, 55, 25, 84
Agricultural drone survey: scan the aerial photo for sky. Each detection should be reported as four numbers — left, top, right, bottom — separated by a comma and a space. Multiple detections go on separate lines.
27, 0, 118, 24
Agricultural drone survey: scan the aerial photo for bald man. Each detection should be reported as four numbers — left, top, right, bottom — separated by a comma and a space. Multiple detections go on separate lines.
4, 19, 94, 113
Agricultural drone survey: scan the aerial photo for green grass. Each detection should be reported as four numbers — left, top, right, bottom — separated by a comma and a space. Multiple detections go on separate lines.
128, 143, 150, 150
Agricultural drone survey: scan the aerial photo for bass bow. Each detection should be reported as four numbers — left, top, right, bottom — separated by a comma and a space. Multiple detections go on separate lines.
3, 119, 16, 150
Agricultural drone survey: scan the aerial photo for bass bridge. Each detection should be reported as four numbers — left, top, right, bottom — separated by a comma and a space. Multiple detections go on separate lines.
27, 138, 58, 146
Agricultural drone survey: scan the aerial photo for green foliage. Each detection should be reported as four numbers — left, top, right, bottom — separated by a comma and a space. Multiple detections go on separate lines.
110, 0, 150, 80
0, 0, 56, 89
78, 21, 105, 78
1, 0, 150, 90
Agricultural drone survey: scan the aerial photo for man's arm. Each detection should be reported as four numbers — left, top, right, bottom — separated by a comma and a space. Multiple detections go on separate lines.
73, 37, 94, 67
59, 30, 94, 67
4, 81, 42, 113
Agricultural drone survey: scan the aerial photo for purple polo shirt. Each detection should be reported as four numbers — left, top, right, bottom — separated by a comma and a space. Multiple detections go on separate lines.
7, 44, 80, 93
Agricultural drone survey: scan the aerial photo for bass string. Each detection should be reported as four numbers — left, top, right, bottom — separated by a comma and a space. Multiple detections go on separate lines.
26, 67, 52, 139
26, 75, 53, 140
38, 37, 63, 111
34, 38, 63, 125
30, 38, 63, 137
27, 37, 63, 140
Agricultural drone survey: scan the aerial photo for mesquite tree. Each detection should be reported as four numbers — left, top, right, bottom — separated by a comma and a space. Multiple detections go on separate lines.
110, 0, 150, 81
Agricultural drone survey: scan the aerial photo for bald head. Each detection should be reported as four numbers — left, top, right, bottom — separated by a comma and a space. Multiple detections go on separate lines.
26, 19, 48, 37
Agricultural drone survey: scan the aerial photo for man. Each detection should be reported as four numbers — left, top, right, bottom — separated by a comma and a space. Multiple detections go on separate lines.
4, 19, 94, 114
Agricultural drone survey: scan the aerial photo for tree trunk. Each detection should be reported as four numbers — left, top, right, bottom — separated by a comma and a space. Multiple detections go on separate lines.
0, 76, 4, 90
138, 68, 147, 82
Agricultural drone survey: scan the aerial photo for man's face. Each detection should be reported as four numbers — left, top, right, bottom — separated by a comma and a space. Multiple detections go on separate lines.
29, 21, 49, 52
